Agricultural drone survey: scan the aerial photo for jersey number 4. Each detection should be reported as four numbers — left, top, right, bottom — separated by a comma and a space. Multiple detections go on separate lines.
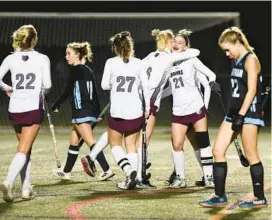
116, 76, 136, 92
16, 73, 36, 90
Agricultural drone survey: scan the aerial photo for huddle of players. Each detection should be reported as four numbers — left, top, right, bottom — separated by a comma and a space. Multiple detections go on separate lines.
0, 24, 267, 209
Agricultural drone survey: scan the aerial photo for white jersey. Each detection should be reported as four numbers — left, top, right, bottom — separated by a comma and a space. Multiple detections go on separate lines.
169, 57, 216, 116
142, 48, 200, 112
0, 51, 52, 113
101, 56, 150, 120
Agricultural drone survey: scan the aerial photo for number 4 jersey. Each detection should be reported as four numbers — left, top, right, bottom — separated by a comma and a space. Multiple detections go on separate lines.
229, 51, 263, 119
0, 51, 52, 113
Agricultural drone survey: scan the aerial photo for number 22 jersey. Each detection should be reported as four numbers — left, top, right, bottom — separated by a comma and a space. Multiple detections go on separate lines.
0, 51, 52, 113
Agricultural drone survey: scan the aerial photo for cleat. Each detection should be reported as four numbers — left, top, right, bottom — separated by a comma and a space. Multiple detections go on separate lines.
164, 171, 176, 186
81, 155, 97, 177
136, 179, 156, 189
204, 176, 215, 188
22, 188, 37, 200
199, 194, 228, 207
52, 168, 71, 180
195, 176, 205, 187
0, 180, 14, 202
239, 197, 268, 208
99, 169, 115, 181
169, 175, 187, 188
117, 171, 137, 190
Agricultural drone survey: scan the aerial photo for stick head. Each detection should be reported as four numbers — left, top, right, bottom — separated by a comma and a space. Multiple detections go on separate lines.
240, 155, 249, 167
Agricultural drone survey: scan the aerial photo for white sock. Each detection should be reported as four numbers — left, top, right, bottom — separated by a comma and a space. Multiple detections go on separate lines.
136, 148, 142, 181
194, 150, 204, 176
126, 152, 138, 172
172, 149, 185, 179
200, 146, 213, 178
111, 146, 132, 176
89, 131, 108, 161
20, 155, 32, 190
7, 152, 27, 185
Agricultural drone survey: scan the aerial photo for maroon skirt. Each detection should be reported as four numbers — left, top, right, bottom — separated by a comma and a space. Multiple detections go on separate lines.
9, 99, 44, 125
171, 106, 207, 125
108, 115, 144, 133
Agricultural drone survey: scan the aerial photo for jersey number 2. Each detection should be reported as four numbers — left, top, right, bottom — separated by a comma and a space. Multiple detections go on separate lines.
231, 78, 240, 98
16, 73, 36, 90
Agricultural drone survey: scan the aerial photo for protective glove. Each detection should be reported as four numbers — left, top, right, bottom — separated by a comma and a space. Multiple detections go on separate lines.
209, 81, 221, 93
232, 114, 244, 131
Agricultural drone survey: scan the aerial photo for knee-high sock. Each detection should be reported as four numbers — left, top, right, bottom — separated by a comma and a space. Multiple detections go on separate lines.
136, 147, 149, 181
89, 131, 110, 172
20, 153, 32, 190
172, 149, 185, 179
213, 162, 227, 197
194, 149, 204, 176
126, 152, 138, 172
250, 162, 265, 200
111, 146, 132, 176
196, 132, 213, 178
7, 152, 26, 185
63, 145, 79, 173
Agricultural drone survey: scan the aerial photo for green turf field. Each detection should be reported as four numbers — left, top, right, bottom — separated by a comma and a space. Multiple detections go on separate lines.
0, 127, 271, 220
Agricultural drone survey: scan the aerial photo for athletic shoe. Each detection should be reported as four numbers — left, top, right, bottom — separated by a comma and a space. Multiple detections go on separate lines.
117, 171, 137, 190
52, 168, 72, 180
0, 180, 14, 202
204, 176, 215, 188
81, 155, 97, 177
21, 187, 37, 200
195, 176, 205, 187
199, 194, 228, 207
136, 179, 156, 189
99, 169, 115, 181
239, 197, 267, 208
169, 176, 187, 188
164, 171, 176, 186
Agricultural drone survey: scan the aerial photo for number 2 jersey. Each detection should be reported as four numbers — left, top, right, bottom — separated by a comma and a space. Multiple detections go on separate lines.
228, 51, 263, 121
0, 51, 52, 113
101, 56, 150, 120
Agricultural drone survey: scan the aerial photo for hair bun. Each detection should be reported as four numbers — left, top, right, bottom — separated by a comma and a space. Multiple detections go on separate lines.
120, 31, 131, 37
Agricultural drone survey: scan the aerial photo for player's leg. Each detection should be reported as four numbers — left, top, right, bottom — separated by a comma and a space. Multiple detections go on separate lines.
169, 122, 188, 188
88, 131, 114, 181
186, 125, 205, 186
238, 124, 267, 208
136, 114, 156, 182
193, 115, 214, 188
53, 128, 81, 180
109, 127, 136, 190
0, 124, 40, 202
76, 123, 98, 177
199, 121, 234, 207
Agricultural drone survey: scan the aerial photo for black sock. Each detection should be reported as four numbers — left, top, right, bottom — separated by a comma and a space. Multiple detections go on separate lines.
250, 162, 265, 200
90, 144, 109, 172
213, 162, 228, 197
63, 145, 79, 173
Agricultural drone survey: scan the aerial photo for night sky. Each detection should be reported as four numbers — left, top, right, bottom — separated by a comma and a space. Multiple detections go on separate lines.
0, 1, 270, 74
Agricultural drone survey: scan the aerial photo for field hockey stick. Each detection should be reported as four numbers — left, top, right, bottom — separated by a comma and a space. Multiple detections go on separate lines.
214, 90, 249, 167
141, 119, 151, 181
261, 84, 271, 116
44, 98, 62, 168
78, 102, 110, 147
141, 90, 151, 181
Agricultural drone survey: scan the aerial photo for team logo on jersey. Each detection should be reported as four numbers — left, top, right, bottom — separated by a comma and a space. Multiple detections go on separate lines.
155, 53, 160, 57
22, 55, 29, 61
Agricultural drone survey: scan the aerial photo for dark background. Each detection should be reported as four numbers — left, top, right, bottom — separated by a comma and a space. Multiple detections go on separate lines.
0, 1, 270, 127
